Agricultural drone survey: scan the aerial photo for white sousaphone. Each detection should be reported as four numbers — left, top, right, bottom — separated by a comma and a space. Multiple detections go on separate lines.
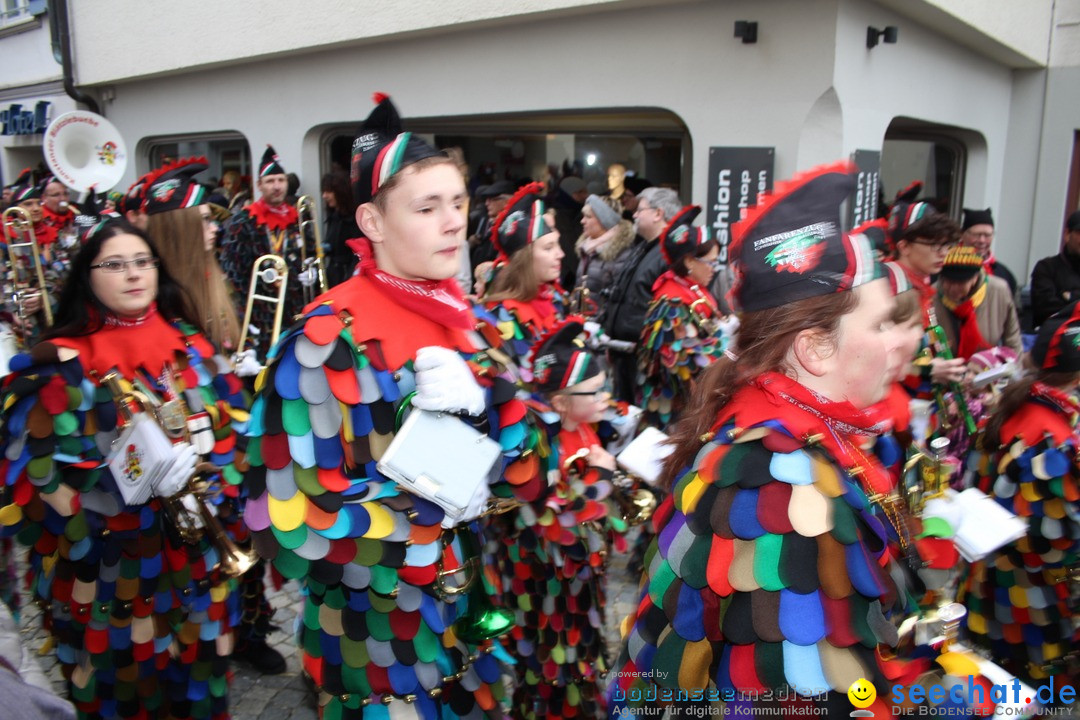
43, 110, 128, 193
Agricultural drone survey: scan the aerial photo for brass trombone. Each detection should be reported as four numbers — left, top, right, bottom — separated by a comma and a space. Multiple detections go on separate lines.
102, 372, 257, 579
235, 254, 289, 363
295, 195, 328, 304
1, 206, 53, 341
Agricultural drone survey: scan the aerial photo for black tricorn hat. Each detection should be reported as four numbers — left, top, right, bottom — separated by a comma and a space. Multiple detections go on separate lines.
350, 93, 444, 208
730, 161, 882, 313
1033, 301, 1080, 373
491, 182, 551, 260
526, 317, 602, 394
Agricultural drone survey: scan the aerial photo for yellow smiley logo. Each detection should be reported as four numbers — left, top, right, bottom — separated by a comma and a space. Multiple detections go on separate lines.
847, 678, 876, 709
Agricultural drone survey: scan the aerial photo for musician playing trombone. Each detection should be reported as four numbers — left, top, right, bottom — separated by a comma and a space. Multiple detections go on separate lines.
0, 216, 250, 720
219, 145, 312, 370
2, 170, 65, 347
242, 94, 551, 719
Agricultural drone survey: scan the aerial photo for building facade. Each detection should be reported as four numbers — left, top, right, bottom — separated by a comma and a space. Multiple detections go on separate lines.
1, 0, 1078, 284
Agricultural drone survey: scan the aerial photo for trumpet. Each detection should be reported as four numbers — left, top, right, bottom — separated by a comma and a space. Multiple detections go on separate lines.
235, 254, 289, 363
295, 195, 328, 304
563, 448, 656, 527
1, 206, 53, 343
102, 372, 257, 579
434, 524, 515, 643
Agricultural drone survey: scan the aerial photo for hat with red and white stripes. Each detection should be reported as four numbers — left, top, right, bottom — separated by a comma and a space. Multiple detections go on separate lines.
143, 157, 209, 216
350, 93, 444, 208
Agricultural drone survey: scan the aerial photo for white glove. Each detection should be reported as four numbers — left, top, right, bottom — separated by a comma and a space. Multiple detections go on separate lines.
443, 479, 492, 529
233, 348, 264, 378
716, 314, 740, 339
153, 442, 197, 499
411, 346, 486, 417
297, 268, 316, 287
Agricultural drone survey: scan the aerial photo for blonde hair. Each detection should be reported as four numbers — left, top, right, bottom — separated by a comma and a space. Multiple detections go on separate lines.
146, 207, 241, 352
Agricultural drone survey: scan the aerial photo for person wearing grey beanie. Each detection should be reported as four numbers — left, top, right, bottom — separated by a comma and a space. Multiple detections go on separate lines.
585, 194, 621, 230
575, 194, 636, 317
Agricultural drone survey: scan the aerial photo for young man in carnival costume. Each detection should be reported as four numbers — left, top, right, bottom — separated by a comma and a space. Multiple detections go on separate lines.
607, 161, 949, 716
219, 146, 311, 367
242, 94, 551, 719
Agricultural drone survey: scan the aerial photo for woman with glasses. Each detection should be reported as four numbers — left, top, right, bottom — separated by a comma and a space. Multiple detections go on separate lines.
0, 217, 248, 720
481, 182, 567, 366
637, 205, 729, 429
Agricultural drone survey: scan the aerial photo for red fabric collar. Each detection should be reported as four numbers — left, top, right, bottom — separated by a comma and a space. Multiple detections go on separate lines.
650, 270, 718, 317
345, 236, 473, 332
493, 284, 561, 336
1000, 382, 1079, 446
248, 198, 298, 231
718, 371, 893, 494
895, 262, 935, 324
47, 310, 200, 381
306, 272, 477, 372
41, 204, 73, 228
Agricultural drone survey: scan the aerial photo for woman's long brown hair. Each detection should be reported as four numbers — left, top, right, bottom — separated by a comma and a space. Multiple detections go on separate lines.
147, 207, 241, 352
657, 290, 859, 490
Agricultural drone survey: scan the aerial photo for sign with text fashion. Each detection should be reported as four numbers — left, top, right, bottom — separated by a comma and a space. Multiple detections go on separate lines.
848, 149, 881, 230
707, 146, 774, 267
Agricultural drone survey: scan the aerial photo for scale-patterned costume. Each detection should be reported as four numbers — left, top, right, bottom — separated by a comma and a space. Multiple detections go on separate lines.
637, 274, 724, 429
961, 383, 1080, 685
243, 275, 549, 719
0, 314, 247, 720
609, 374, 914, 715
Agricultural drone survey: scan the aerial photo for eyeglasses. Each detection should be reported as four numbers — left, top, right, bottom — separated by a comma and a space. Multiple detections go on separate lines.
909, 239, 958, 253
965, 231, 993, 239
560, 388, 612, 401
90, 257, 160, 273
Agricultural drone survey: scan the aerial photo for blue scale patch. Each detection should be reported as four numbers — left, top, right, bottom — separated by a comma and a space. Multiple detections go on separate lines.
729, 489, 766, 539
782, 640, 830, 697
769, 450, 815, 486
779, 589, 825, 645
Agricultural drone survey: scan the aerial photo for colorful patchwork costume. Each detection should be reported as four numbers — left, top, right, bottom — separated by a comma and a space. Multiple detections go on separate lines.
0, 311, 248, 720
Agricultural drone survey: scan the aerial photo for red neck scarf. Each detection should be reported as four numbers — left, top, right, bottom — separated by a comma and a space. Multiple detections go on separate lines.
942, 275, 989, 359
895, 262, 935, 325
346, 237, 474, 331
248, 198, 298, 231
720, 371, 893, 495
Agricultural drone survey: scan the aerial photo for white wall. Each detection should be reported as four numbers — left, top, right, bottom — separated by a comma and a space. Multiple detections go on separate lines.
0, 18, 61, 90
69, 0, 662, 85
102, 0, 843, 209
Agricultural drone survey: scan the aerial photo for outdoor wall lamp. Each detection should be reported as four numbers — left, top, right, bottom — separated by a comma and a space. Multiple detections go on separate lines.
734, 21, 758, 44
867, 25, 899, 49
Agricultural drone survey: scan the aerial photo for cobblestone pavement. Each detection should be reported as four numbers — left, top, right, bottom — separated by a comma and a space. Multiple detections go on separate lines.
14, 528, 646, 719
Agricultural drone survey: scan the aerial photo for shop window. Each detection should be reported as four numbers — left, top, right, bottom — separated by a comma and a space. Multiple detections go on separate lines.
882, 121, 968, 218
141, 133, 251, 196
322, 108, 690, 200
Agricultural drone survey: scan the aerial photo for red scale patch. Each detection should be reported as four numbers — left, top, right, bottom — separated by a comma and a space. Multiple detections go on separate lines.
304, 314, 344, 346
39, 376, 71, 414
729, 643, 765, 692
260, 433, 294, 470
